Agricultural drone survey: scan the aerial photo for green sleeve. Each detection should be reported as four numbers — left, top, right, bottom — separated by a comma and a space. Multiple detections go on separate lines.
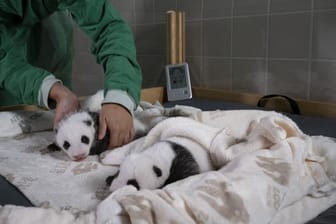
0, 48, 51, 106
0, 1, 57, 105
0, 0, 58, 25
67, 0, 142, 105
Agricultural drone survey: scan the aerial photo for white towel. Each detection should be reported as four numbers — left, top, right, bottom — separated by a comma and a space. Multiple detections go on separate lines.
98, 110, 336, 224
1, 109, 336, 224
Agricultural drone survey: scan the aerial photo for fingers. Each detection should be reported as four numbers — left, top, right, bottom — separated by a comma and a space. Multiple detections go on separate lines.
109, 130, 121, 149
53, 114, 60, 129
98, 116, 107, 140
121, 129, 135, 145
108, 126, 134, 149
53, 108, 68, 128
50, 83, 80, 129
100, 104, 135, 149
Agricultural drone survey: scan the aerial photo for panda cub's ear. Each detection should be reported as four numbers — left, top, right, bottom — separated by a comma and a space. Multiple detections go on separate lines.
47, 143, 61, 151
153, 165, 162, 177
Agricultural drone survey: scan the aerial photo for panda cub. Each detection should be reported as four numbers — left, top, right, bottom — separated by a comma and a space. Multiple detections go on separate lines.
50, 110, 149, 161
49, 111, 109, 161
104, 137, 214, 191
50, 101, 200, 161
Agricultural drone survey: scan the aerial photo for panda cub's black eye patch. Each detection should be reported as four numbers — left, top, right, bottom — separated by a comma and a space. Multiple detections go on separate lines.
153, 165, 162, 177
63, 141, 70, 150
83, 119, 92, 126
81, 135, 90, 144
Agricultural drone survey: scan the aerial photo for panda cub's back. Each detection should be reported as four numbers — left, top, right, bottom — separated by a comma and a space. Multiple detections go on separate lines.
163, 137, 214, 186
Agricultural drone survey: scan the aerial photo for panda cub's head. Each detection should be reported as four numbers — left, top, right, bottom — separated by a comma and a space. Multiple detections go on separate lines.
106, 140, 200, 191
55, 111, 96, 161
106, 141, 176, 191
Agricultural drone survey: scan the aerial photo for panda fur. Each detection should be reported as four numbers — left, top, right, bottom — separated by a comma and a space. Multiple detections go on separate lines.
49, 111, 109, 161
105, 136, 214, 191
50, 99, 201, 161
50, 110, 149, 161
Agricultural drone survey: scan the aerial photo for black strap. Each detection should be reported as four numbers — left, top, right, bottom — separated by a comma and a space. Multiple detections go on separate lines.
257, 94, 301, 115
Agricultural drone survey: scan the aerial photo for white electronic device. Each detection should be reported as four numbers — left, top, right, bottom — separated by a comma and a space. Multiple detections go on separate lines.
165, 63, 192, 101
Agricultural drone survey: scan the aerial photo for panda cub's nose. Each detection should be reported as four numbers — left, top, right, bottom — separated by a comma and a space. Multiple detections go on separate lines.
73, 153, 87, 161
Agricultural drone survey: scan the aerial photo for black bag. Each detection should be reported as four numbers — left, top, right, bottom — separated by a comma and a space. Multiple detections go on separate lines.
257, 94, 301, 115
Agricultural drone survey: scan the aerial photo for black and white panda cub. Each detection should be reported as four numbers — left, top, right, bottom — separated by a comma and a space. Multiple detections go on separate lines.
49, 110, 150, 161
49, 111, 110, 161
49, 103, 200, 161
103, 138, 214, 191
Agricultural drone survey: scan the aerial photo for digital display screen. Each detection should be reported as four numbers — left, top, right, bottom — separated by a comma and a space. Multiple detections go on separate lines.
169, 66, 187, 89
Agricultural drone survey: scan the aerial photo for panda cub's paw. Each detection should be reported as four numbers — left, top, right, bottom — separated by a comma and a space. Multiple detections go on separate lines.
99, 150, 111, 161
164, 105, 201, 117
100, 149, 127, 166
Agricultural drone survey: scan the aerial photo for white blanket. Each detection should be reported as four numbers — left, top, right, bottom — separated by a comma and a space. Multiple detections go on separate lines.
0, 101, 200, 211
1, 109, 336, 224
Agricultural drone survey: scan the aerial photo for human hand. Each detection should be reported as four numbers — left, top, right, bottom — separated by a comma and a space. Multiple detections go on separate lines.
49, 83, 80, 128
98, 103, 135, 149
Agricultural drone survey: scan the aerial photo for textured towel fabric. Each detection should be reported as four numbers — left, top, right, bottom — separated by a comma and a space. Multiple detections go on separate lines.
97, 110, 336, 224
0, 110, 54, 137
1, 107, 336, 223
0, 101, 200, 211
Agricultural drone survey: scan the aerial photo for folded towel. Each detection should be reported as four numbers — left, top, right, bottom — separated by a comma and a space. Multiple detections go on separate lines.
102, 110, 305, 168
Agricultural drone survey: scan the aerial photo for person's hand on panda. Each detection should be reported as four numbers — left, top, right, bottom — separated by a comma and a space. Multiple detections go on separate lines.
98, 103, 135, 148
49, 82, 80, 128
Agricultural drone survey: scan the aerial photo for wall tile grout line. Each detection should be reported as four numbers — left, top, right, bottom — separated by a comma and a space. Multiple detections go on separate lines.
133, 0, 136, 35
265, 0, 271, 95
307, 0, 315, 100
133, 8, 336, 25
200, 0, 204, 88
229, 0, 234, 91
134, 55, 336, 62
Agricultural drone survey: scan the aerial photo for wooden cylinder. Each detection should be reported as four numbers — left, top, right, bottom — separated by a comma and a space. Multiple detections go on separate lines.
182, 11, 186, 63
166, 10, 177, 64
176, 11, 186, 63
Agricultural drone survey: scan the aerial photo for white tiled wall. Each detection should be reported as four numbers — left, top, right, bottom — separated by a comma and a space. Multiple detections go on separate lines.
72, 0, 336, 103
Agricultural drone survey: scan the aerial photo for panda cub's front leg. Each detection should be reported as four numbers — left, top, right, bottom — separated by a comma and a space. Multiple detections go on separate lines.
100, 137, 147, 165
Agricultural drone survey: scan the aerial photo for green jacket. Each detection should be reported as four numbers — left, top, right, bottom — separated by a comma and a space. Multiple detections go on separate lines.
0, 0, 142, 111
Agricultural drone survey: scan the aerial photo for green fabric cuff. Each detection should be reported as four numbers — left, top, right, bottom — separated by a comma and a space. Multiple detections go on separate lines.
102, 90, 136, 116
38, 75, 62, 109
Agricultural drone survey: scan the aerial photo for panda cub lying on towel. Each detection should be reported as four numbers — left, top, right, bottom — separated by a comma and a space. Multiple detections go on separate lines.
50, 89, 200, 161
50, 110, 157, 161
50, 103, 201, 161
53, 109, 213, 189
50, 111, 112, 161
102, 136, 214, 191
